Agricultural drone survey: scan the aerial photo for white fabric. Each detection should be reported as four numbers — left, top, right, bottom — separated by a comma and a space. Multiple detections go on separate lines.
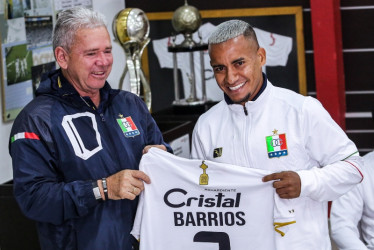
152, 22, 292, 101
330, 151, 374, 250
131, 148, 295, 250
191, 80, 363, 250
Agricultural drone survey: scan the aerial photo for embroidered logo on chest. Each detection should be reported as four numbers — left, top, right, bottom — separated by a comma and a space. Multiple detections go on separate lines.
116, 114, 140, 138
266, 129, 288, 158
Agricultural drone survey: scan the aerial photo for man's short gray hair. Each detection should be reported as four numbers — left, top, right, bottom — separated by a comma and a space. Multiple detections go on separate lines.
208, 19, 258, 46
53, 7, 107, 54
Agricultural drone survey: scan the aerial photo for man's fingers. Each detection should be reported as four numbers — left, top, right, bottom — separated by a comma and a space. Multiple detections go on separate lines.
275, 186, 288, 196
262, 173, 282, 182
132, 170, 151, 184
142, 144, 167, 154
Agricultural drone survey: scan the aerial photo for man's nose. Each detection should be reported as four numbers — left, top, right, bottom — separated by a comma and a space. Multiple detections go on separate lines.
225, 67, 239, 84
96, 52, 112, 66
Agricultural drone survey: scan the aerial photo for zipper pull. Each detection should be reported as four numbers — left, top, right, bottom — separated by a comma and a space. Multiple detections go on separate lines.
243, 105, 248, 116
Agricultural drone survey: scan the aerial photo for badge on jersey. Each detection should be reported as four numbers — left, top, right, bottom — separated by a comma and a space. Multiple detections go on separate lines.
116, 114, 140, 138
266, 129, 288, 158
199, 161, 209, 185
213, 147, 222, 158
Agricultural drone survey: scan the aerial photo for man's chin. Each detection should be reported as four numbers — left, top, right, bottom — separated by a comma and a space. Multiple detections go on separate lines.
232, 93, 252, 105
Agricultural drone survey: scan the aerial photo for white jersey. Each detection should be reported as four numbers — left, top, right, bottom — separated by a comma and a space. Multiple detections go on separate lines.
152, 22, 292, 101
131, 148, 295, 250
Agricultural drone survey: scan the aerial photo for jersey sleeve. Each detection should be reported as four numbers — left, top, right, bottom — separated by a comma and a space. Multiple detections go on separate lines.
296, 97, 363, 201
152, 37, 174, 69
254, 28, 292, 67
273, 196, 296, 237
130, 189, 144, 241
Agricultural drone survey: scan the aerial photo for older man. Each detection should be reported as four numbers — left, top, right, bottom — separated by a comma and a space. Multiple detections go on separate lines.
9, 7, 171, 250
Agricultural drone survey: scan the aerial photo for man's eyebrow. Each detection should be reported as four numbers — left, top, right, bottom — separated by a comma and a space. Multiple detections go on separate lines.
211, 63, 223, 68
84, 46, 112, 53
232, 57, 244, 64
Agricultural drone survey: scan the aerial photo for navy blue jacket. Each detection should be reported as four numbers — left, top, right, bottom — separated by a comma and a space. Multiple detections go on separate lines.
9, 69, 171, 249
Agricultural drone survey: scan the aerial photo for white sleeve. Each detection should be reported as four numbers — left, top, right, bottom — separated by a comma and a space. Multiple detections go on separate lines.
297, 97, 363, 201
273, 195, 296, 237
330, 184, 367, 250
130, 181, 146, 240
152, 37, 174, 69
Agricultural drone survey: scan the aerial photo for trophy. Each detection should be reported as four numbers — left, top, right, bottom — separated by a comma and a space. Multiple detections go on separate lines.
113, 8, 152, 110
169, 0, 208, 106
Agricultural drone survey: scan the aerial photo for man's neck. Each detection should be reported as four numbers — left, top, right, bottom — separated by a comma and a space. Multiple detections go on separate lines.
61, 70, 101, 107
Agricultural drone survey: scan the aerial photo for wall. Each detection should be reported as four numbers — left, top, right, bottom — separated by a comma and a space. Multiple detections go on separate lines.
340, 0, 374, 154
125, 0, 374, 155
0, 121, 13, 184
0, 0, 127, 184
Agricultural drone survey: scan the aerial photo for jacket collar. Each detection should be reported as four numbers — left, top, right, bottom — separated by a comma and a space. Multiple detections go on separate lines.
37, 69, 119, 110
225, 73, 273, 115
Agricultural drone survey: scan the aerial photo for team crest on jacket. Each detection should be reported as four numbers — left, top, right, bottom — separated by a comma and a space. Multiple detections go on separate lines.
199, 161, 209, 185
266, 129, 288, 158
116, 114, 140, 138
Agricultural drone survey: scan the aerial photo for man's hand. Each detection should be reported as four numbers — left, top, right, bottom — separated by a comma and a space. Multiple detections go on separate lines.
106, 170, 151, 200
262, 171, 301, 199
142, 144, 167, 154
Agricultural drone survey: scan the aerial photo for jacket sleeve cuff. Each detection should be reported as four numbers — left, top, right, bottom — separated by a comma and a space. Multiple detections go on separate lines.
82, 180, 101, 208
297, 169, 315, 197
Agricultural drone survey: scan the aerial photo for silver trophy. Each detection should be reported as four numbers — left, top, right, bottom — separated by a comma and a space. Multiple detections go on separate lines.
169, 0, 208, 106
113, 8, 152, 110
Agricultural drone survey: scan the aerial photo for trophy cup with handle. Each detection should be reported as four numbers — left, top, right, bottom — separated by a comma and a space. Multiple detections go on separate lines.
169, 0, 208, 107
113, 8, 152, 110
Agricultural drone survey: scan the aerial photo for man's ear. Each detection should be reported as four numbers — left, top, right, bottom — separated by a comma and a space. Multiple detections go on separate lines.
55, 47, 69, 69
258, 47, 266, 67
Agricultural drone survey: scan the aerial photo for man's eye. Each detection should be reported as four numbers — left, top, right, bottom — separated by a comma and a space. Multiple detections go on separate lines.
214, 66, 223, 72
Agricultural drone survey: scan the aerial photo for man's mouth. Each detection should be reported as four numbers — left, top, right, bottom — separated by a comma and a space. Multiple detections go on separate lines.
229, 81, 246, 91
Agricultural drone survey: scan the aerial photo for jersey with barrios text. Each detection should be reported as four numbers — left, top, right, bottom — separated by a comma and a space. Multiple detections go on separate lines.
131, 148, 295, 250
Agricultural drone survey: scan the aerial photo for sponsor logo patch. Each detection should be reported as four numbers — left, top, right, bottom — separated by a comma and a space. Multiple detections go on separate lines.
213, 147, 223, 158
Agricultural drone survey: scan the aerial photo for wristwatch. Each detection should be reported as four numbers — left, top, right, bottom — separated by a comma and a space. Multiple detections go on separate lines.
92, 181, 102, 200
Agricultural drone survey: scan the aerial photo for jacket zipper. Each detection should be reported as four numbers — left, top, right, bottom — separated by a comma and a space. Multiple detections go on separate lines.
243, 105, 248, 116
80, 97, 105, 121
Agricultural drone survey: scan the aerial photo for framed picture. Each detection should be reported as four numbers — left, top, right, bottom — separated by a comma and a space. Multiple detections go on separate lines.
142, 6, 306, 111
